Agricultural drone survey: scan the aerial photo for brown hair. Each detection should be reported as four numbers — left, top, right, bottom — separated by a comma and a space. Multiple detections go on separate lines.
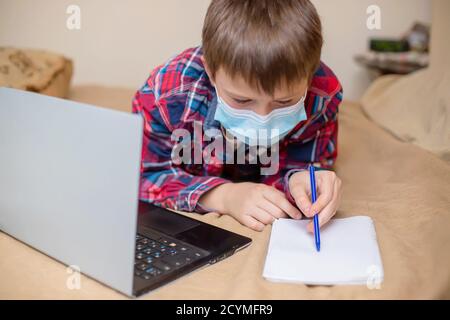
202, 0, 323, 95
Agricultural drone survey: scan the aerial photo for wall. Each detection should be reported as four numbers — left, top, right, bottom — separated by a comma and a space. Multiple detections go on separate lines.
0, 0, 431, 101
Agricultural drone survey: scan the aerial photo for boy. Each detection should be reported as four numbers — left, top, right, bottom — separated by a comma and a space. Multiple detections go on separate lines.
132, 0, 343, 232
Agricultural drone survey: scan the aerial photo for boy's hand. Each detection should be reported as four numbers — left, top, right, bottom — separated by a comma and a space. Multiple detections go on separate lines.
199, 182, 302, 231
289, 169, 342, 233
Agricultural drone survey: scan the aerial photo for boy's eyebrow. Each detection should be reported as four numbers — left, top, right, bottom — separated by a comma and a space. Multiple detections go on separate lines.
274, 89, 307, 101
223, 88, 301, 101
274, 95, 295, 101
222, 88, 254, 100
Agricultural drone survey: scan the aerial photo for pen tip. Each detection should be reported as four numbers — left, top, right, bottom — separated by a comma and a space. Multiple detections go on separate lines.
316, 243, 320, 252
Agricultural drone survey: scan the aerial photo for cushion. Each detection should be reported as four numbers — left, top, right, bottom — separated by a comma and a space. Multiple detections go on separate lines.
0, 47, 73, 98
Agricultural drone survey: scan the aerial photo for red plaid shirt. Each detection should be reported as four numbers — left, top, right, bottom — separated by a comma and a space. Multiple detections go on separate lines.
132, 46, 343, 212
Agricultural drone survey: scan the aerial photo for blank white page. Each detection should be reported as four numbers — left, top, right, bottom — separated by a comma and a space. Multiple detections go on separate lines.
263, 216, 384, 285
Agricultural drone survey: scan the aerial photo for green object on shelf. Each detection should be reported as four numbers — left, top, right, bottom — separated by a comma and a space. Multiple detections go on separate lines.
370, 39, 410, 52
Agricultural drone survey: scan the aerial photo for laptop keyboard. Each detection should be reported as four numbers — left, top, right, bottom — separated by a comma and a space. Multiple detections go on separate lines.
134, 233, 207, 280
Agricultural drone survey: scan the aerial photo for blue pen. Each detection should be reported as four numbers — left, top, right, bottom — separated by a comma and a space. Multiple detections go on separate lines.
309, 165, 321, 252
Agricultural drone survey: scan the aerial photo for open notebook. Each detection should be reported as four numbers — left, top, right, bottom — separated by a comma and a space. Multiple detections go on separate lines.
263, 216, 383, 286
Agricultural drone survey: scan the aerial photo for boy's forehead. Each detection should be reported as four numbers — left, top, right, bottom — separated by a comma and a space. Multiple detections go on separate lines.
216, 68, 308, 99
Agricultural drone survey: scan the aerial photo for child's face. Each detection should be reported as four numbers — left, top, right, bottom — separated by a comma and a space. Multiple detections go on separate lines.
205, 64, 308, 116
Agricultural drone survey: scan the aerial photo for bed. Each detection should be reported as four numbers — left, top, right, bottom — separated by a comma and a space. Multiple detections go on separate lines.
2, 83, 448, 299
1, 0, 449, 299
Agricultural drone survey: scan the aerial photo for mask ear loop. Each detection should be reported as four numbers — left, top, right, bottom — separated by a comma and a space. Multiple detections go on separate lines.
299, 88, 308, 104
214, 86, 225, 104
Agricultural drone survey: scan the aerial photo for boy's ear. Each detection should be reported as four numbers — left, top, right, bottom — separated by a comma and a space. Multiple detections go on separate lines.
201, 56, 216, 86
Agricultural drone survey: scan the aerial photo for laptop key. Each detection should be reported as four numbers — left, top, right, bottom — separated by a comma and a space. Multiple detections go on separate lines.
143, 248, 153, 255
138, 268, 161, 279
135, 262, 148, 271
152, 260, 172, 272
168, 248, 178, 255
179, 253, 194, 262
138, 238, 149, 245
144, 257, 154, 264
158, 237, 176, 246
151, 251, 162, 258
136, 252, 148, 260
145, 266, 162, 276
162, 255, 186, 268
136, 243, 146, 251
140, 273, 152, 280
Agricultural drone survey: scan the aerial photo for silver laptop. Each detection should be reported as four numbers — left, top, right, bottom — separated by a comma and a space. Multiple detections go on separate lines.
0, 87, 251, 297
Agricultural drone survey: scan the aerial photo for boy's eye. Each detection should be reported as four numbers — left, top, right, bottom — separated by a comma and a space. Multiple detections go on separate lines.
276, 99, 293, 105
233, 98, 252, 104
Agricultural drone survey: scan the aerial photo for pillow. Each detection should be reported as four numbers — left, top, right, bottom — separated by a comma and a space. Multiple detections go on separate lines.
0, 47, 73, 98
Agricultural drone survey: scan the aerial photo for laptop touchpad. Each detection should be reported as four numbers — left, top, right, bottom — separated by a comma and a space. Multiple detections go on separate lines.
138, 204, 201, 236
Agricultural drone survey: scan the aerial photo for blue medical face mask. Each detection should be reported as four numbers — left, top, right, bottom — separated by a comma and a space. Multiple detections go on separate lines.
213, 87, 308, 146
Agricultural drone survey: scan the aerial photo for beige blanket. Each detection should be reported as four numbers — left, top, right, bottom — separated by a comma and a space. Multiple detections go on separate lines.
0, 85, 449, 299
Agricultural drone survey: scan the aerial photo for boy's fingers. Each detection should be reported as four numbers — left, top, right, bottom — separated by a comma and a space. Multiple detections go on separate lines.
278, 198, 302, 220
241, 215, 265, 232
309, 177, 333, 216
307, 182, 340, 233
297, 195, 313, 217
307, 203, 335, 233
263, 189, 301, 219
289, 186, 313, 216
257, 199, 288, 220
252, 207, 275, 225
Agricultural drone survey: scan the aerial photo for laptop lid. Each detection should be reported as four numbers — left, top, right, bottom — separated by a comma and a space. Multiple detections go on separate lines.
0, 87, 143, 296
